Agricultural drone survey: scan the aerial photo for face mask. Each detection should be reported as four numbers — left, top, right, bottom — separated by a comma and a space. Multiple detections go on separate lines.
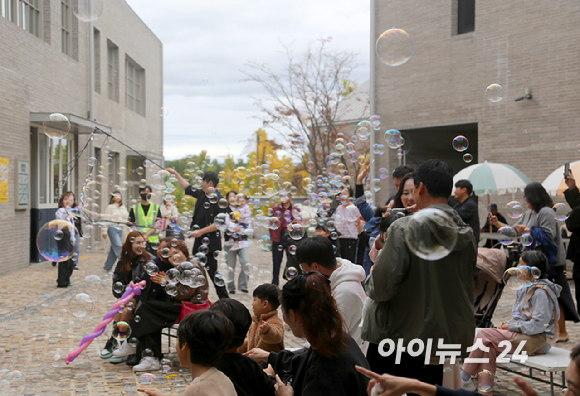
140, 193, 150, 201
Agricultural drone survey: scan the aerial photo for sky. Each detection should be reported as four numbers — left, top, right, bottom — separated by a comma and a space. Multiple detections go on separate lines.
124, 0, 370, 161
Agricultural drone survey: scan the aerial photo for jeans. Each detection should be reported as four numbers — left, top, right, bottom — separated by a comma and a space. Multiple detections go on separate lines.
224, 245, 249, 292
271, 240, 288, 286
103, 227, 123, 271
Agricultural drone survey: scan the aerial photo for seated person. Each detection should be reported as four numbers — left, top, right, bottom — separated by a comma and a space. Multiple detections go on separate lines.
238, 284, 285, 354
461, 251, 561, 392
138, 310, 236, 396
480, 203, 508, 248
245, 272, 370, 396
210, 299, 276, 396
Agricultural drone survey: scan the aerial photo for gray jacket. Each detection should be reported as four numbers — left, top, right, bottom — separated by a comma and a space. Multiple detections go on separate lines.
516, 207, 566, 266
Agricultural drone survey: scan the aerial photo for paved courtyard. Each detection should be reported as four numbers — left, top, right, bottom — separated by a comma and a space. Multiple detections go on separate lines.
0, 241, 577, 395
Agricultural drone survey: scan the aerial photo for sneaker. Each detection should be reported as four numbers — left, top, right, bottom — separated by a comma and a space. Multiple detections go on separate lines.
74, 265, 79, 270
108, 355, 128, 364
229, 290, 236, 294
100, 337, 118, 359
462, 379, 476, 391
240, 289, 249, 293
230, 243, 240, 251
113, 341, 137, 357
100, 348, 113, 359
132, 357, 161, 372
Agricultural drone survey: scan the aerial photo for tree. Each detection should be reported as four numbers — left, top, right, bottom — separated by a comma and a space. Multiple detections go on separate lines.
243, 38, 366, 176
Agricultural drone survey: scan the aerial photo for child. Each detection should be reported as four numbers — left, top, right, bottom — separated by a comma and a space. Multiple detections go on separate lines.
210, 299, 276, 396
461, 251, 561, 392
238, 284, 285, 353
55, 191, 78, 286
138, 310, 236, 396
315, 224, 341, 257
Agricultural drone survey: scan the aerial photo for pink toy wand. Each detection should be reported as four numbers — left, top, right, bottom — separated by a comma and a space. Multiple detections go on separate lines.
66, 280, 147, 364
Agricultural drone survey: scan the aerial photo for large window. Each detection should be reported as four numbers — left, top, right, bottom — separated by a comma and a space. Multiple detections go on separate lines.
34, 130, 74, 206
126, 156, 144, 203
94, 28, 101, 93
2, 0, 41, 37
107, 40, 119, 102
457, 0, 475, 35
126, 56, 146, 116
61, 0, 71, 55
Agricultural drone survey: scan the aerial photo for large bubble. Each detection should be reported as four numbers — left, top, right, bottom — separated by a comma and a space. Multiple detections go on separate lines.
485, 84, 503, 102
452, 136, 469, 152
74, 0, 104, 22
404, 208, 458, 261
69, 293, 93, 318
43, 113, 71, 139
553, 203, 569, 222
355, 120, 371, 140
259, 173, 281, 196
36, 220, 75, 262
375, 28, 413, 66
384, 129, 404, 149
506, 201, 524, 219
497, 226, 517, 246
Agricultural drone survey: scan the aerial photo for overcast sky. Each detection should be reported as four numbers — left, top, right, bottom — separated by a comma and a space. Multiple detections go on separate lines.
125, 0, 370, 161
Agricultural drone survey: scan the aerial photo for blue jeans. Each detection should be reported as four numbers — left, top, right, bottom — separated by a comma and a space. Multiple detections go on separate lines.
225, 245, 249, 292
103, 227, 123, 271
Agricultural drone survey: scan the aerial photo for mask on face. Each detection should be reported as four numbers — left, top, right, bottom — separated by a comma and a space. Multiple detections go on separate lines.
140, 193, 150, 201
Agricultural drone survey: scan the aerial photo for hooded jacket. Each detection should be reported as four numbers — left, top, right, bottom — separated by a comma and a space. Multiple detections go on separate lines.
330, 258, 368, 352
508, 278, 561, 339
362, 204, 477, 357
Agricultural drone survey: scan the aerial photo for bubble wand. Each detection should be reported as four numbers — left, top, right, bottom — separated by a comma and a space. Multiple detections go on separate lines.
65, 280, 147, 364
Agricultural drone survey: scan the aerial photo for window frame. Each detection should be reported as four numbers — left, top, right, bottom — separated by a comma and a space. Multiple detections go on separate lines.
107, 39, 120, 102
125, 56, 145, 116
61, 0, 71, 55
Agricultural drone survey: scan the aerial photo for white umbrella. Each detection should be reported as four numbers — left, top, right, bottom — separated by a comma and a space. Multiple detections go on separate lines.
542, 160, 580, 196
453, 161, 532, 196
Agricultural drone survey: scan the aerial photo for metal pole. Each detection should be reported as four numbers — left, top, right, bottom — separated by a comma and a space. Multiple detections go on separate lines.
88, 0, 95, 250
369, 0, 376, 204
256, 131, 260, 195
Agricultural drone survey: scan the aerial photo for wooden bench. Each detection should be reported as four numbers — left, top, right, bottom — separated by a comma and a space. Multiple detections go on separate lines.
497, 346, 570, 395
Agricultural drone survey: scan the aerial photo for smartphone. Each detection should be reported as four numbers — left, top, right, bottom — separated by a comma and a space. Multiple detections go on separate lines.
564, 163, 570, 178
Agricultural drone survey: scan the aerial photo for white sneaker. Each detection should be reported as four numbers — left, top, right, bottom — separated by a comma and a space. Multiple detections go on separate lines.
112, 341, 137, 357
462, 379, 476, 391
230, 243, 240, 251
132, 357, 161, 372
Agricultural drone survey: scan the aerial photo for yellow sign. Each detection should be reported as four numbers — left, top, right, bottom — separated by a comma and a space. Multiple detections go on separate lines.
0, 158, 8, 203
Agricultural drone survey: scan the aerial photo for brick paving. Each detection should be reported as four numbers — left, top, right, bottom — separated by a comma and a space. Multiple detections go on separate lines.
0, 241, 577, 395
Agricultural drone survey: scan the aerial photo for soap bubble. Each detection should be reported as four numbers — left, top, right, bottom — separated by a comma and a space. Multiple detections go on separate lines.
74, 0, 104, 22
379, 167, 389, 179
384, 129, 404, 149
69, 293, 93, 318
159, 247, 171, 259
113, 281, 124, 295
497, 226, 517, 246
463, 153, 473, 163
397, 148, 404, 159
355, 120, 371, 140
112, 321, 132, 341
289, 245, 297, 255
503, 267, 526, 290
553, 203, 569, 222
134, 315, 141, 323
285, 267, 298, 280
136, 166, 144, 176
485, 84, 503, 103
477, 370, 494, 393
404, 208, 458, 261
218, 198, 229, 209
36, 220, 75, 262
345, 205, 359, 222
243, 263, 252, 275
145, 262, 159, 276
375, 27, 413, 66
288, 223, 305, 241
452, 136, 469, 152
43, 113, 71, 139
259, 173, 281, 196
214, 273, 225, 287
128, 337, 139, 347
521, 233, 534, 247
506, 201, 524, 219
139, 373, 157, 383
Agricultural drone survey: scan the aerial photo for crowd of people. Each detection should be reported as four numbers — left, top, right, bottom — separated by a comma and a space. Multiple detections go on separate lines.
51, 161, 580, 395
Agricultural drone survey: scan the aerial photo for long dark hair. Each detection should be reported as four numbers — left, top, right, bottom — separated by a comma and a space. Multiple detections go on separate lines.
524, 182, 553, 213
118, 230, 151, 274
109, 190, 123, 206
280, 272, 347, 357
393, 173, 414, 209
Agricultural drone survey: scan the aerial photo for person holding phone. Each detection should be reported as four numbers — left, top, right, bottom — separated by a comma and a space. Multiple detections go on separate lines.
564, 168, 580, 311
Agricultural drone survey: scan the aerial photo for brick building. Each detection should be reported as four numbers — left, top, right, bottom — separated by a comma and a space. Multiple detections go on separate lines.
0, 0, 163, 271
371, 0, 580, 220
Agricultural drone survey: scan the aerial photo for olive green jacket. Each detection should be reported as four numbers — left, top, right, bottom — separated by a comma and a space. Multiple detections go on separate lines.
362, 204, 477, 357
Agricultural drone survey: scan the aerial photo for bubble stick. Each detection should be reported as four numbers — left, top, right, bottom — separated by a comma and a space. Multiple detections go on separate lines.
65, 280, 146, 364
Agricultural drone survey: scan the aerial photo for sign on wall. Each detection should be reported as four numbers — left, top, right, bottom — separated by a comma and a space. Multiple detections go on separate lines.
0, 158, 8, 203
17, 160, 29, 209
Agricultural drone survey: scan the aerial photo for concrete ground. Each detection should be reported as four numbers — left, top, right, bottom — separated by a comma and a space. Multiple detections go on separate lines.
0, 241, 577, 395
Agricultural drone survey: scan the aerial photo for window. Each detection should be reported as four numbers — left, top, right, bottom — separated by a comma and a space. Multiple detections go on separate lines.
126, 56, 146, 116
61, 0, 71, 55
457, 0, 475, 35
126, 156, 145, 202
2, 0, 41, 37
94, 28, 101, 93
107, 40, 119, 102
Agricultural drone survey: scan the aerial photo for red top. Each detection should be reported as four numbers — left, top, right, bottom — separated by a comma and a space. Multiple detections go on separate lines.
269, 203, 294, 243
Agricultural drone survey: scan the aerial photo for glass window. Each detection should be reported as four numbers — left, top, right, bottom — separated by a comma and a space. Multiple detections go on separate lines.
35, 131, 73, 206
457, 0, 475, 35
107, 40, 119, 102
61, 0, 70, 55
38, 132, 47, 204
2, 0, 41, 37
126, 56, 145, 116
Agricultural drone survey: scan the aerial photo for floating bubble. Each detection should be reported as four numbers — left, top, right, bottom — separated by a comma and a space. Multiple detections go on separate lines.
145, 262, 159, 276
289, 245, 297, 255
218, 198, 228, 209
113, 281, 124, 295
136, 166, 144, 176
463, 153, 473, 163
355, 120, 371, 140
497, 226, 516, 246
477, 370, 494, 393
506, 201, 524, 219
404, 208, 458, 261
375, 27, 413, 67
379, 167, 389, 179
288, 223, 305, 241
112, 321, 132, 341
503, 267, 526, 290
134, 315, 141, 323
384, 129, 403, 149
139, 373, 157, 383
43, 113, 71, 139
69, 293, 94, 318
159, 247, 171, 259
521, 233, 534, 247
285, 267, 298, 280
243, 263, 252, 275
485, 84, 503, 103
452, 136, 469, 152
553, 203, 569, 222
142, 348, 154, 358
260, 235, 272, 251
128, 337, 139, 347
259, 173, 281, 196
36, 220, 75, 262
214, 273, 225, 287
397, 148, 404, 160
74, 0, 104, 22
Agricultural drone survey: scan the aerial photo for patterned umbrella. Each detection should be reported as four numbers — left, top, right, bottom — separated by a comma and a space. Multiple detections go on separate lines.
542, 160, 580, 196
453, 161, 532, 196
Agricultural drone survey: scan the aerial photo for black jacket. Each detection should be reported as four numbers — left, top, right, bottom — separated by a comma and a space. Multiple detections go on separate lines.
565, 187, 580, 263
111, 257, 148, 299
215, 353, 276, 396
453, 196, 480, 242
185, 185, 229, 239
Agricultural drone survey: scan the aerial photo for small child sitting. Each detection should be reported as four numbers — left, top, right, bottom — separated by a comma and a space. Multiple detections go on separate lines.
138, 310, 236, 396
238, 284, 285, 353
210, 299, 276, 396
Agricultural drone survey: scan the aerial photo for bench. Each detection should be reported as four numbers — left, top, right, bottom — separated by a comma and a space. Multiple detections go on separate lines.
497, 346, 570, 395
